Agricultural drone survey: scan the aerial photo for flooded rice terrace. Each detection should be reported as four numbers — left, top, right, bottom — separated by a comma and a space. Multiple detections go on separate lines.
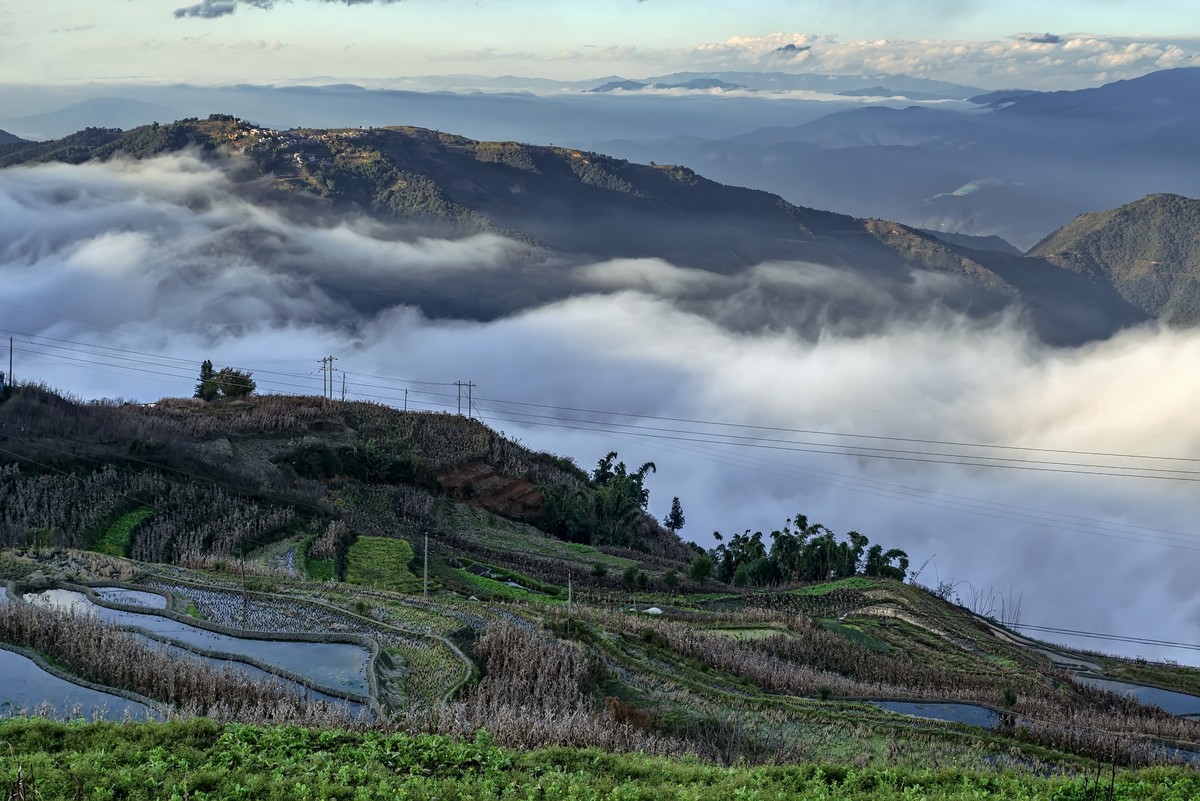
1074, 675, 1200, 718
22, 589, 372, 697
870, 700, 1000, 728
0, 647, 155, 721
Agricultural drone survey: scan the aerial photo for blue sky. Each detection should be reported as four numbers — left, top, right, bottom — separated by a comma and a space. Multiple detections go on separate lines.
1, 0, 1198, 87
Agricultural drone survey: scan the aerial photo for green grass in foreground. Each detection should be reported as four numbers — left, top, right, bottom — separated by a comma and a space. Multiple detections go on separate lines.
344, 536, 421, 593
91, 507, 155, 557
2, 719, 1199, 801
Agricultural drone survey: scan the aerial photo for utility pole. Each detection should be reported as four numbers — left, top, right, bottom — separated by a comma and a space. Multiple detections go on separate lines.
8, 336, 12, 387
240, 547, 248, 627
341, 372, 346, 402
454, 381, 476, 418
404, 388, 408, 412
423, 533, 429, 600
567, 571, 573, 635
318, 356, 338, 404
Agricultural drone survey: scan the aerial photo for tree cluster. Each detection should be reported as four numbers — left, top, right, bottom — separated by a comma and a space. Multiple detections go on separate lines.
539, 451, 659, 548
195, 360, 257, 401
702, 514, 908, 587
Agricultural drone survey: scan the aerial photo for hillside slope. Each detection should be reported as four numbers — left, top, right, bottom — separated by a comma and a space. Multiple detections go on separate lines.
0, 387, 692, 586
5, 386, 1200, 775
1029, 194, 1200, 323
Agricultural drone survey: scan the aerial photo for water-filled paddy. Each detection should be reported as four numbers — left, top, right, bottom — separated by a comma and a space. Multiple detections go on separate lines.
871, 700, 999, 728
1075, 676, 1200, 718
24, 590, 371, 697
0, 647, 154, 721
94, 586, 168, 609
131, 635, 371, 718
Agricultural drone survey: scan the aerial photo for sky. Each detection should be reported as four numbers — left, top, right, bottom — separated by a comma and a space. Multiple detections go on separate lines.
1, 0, 1198, 88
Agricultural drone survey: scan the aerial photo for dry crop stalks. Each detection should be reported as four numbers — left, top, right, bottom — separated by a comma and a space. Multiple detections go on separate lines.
0, 599, 358, 726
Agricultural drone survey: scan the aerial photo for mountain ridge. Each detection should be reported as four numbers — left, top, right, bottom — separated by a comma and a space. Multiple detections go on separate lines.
0, 115, 1153, 343
1029, 193, 1200, 323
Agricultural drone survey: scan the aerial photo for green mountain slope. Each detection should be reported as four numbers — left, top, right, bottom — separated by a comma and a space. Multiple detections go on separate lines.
1029, 193, 1200, 324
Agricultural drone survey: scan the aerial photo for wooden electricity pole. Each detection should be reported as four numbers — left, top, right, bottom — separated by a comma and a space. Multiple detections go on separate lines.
240, 548, 248, 626
454, 381, 476, 418
318, 355, 338, 404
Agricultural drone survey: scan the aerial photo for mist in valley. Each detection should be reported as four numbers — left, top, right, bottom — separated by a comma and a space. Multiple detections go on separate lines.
3, 153, 1199, 666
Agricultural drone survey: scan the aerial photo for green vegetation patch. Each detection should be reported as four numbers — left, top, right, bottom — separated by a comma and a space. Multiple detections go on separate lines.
789, 577, 879, 596
705, 626, 793, 641
820, 619, 896, 653
344, 536, 422, 593
300, 533, 335, 581
456, 568, 563, 603
305, 555, 335, 582
3, 719, 1200, 801
460, 560, 564, 598
91, 507, 155, 557
1107, 659, 1200, 697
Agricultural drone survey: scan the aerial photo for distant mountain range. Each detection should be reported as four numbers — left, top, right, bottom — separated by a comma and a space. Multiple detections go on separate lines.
614, 71, 982, 99
7, 116, 1194, 344
591, 68, 1200, 250
0, 97, 183, 142
0, 129, 23, 145
586, 78, 747, 94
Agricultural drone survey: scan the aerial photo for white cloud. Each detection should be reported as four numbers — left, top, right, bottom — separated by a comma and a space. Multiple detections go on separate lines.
678, 32, 1200, 89
580, 258, 726, 296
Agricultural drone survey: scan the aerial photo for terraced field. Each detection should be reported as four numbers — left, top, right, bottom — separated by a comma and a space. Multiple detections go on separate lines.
5, 543, 1200, 775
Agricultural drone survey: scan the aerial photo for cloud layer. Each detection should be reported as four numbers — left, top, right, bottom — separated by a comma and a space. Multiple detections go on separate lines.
4, 153, 1200, 665
685, 32, 1200, 89
175, 0, 401, 20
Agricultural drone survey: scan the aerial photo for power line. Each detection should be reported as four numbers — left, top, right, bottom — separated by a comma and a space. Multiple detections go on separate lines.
475, 394, 1200, 465
6, 328, 1200, 553
18, 329, 1197, 482
1000, 621, 1200, 654
591, 427, 1200, 552
472, 408, 1200, 483
5, 326, 1198, 469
